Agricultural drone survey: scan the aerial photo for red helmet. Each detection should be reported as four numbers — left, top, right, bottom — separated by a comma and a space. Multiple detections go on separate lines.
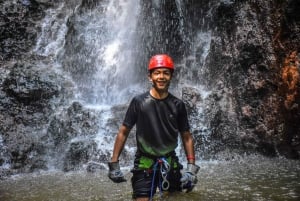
148, 54, 174, 71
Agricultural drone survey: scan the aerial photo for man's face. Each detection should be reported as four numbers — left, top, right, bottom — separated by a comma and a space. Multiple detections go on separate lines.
149, 68, 172, 92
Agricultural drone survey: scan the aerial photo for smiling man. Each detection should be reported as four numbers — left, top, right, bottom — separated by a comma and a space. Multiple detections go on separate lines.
108, 54, 200, 201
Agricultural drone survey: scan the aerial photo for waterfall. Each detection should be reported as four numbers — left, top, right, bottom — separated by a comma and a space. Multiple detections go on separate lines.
0, 135, 10, 169
0, 0, 214, 172
34, 0, 212, 106
61, 0, 143, 105
33, 0, 143, 106
34, 3, 69, 59
38, 0, 213, 169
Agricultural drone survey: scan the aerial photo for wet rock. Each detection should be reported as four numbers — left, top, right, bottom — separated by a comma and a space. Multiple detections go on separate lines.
0, 168, 13, 180
41, 101, 117, 171
0, 62, 74, 175
182, 87, 202, 115
199, 0, 300, 158
277, 143, 300, 160
86, 161, 106, 172
63, 139, 97, 171
47, 101, 100, 147
0, 0, 51, 62
3, 64, 61, 104
2, 126, 48, 173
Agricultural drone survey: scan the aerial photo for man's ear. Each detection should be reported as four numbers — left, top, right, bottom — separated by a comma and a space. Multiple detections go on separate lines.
148, 72, 152, 81
148, 73, 154, 86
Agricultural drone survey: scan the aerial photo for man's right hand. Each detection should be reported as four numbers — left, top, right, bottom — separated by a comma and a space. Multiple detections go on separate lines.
108, 161, 127, 183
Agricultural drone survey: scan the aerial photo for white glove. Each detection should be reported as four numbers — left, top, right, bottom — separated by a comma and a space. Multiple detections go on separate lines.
180, 163, 200, 192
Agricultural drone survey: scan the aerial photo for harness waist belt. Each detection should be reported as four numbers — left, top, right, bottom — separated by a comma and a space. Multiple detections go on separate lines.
136, 150, 176, 160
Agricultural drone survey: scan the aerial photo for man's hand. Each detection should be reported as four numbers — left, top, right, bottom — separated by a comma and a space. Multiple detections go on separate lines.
180, 163, 200, 192
108, 161, 127, 183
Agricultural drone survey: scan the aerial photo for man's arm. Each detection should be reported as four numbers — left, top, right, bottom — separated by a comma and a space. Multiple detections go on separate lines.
180, 131, 196, 164
108, 125, 131, 183
180, 130, 200, 192
111, 125, 131, 162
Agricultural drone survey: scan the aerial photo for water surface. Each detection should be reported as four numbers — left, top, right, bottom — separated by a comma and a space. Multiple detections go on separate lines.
0, 155, 299, 201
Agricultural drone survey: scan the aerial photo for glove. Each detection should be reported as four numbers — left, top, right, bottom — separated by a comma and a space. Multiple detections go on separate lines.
180, 163, 200, 193
108, 161, 127, 183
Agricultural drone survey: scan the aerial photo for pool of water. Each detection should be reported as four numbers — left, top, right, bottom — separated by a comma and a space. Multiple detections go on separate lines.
0, 155, 299, 201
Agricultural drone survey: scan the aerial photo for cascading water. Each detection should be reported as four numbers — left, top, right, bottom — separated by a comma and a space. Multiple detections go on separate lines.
33, 0, 144, 105
29, 0, 213, 170
28, 0, 142, 169
61, 0, 144, 105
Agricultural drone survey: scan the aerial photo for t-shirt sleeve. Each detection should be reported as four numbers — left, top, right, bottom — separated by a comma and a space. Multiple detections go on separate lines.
122, 97, 138, 129
178, 102, 190, 132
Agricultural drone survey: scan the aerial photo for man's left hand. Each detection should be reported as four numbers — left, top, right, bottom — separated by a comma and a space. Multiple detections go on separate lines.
180, 163, 200, 192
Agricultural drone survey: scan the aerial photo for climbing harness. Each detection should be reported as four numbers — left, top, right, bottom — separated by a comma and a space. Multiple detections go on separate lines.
150, 157, 170, 201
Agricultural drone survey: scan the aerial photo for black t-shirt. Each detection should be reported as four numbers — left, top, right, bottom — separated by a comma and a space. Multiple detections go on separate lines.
123, 91, 190, 156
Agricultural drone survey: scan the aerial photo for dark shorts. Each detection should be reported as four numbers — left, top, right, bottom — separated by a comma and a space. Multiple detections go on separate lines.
131, 168, 182, 199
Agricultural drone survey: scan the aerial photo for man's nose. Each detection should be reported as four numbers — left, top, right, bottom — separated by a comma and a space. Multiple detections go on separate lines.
158, 72, 165, 79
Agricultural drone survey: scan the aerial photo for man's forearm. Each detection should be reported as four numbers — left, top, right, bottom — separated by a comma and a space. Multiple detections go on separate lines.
111, 125, 130, 162
181, 131, 196, 164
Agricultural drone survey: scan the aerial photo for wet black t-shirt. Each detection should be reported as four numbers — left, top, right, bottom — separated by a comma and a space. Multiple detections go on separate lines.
123, 91, 190, 156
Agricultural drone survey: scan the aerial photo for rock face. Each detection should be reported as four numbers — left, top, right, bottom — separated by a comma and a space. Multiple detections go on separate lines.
0, 0, 54, 62
199, 0, 300, 159
0, 63, 71, 173
0, 0, 299, 177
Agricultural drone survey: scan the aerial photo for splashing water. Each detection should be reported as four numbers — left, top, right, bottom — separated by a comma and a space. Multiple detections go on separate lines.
61, 0, 143, 105
34, 3, 71, 60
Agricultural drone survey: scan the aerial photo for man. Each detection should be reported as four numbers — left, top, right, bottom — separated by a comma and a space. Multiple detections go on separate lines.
108, 54, 199, 201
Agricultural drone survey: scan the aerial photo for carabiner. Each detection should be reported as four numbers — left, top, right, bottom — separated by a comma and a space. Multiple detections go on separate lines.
162, 179, 170, 190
